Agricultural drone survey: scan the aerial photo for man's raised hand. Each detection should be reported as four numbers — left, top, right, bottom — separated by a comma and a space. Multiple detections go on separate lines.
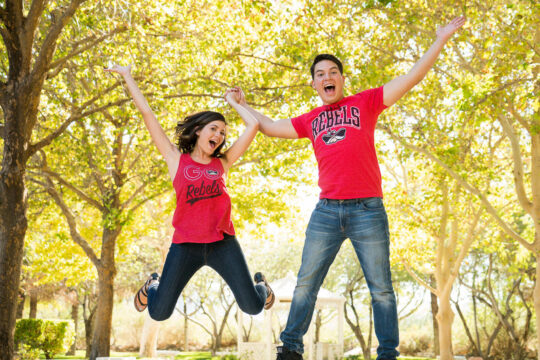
436, 16, 466, 42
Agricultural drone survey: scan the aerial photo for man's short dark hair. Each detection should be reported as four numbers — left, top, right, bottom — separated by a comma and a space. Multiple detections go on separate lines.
310, 54, 343, 79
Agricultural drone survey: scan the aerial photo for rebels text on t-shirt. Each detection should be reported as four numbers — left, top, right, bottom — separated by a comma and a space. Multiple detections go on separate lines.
291, 86, 387, 199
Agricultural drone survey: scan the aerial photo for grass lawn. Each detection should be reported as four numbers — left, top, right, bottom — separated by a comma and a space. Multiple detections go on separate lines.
43, 350, 436, 360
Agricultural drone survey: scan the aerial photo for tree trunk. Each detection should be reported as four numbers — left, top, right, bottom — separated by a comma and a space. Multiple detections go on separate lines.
67, 303, 79, 355
89, 264, 116, 360
437, 294, 455, 360
0, 1, 86, 356
534, 255, 540, 360
29, 291, 38, 319
16, 291, 26, 319
314, 310, 321, 343
140, 315, 160, 357
431, 289, 440, 356
84, 304, 97, 358
0, 134, 29, 360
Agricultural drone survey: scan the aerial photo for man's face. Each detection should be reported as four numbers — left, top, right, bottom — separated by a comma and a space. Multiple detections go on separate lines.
311, 60, 345, 105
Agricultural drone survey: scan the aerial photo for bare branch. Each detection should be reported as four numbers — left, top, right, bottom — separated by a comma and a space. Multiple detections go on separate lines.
498, 113, 533, 216
380, 124, 534, 250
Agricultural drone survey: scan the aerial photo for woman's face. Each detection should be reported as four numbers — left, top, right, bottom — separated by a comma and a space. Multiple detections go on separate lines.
196, 120, 226, 155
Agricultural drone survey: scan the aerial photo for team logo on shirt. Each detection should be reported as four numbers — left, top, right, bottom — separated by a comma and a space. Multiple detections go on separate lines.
206, 169, 220, 179
184, 165, 223, 205
311, 105, 361, 142
184, 165, 222, 181
322, 128, 346, 145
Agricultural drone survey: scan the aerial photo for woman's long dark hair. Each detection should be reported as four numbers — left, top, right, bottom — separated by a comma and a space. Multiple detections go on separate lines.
175, 111, 227, 157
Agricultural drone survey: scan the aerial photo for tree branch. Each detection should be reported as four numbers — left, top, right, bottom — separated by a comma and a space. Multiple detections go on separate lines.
436, 182, 449, 284
507, 101, 532, 133
473, 78, 533, 107
444, 207, 482, 296
47, 26, 128, 79
5, 1, 23, 30
121, 181, 149, 210
234, 144, 310, 167
127, 189, 169, 215
0, 8, 7, 23
78, 126, 106, 196
26, 81, 127, 157
40, 174, 101, 268
497, 113, 533, 216
30, 0, 87, 86
453, 301, 481, 355
233, 53, 299, 70
23, 0, 47, 43
41, 168, 104, 211
380, 124, 533, 250
399, 257, 438, 295
164, 92, 223, 100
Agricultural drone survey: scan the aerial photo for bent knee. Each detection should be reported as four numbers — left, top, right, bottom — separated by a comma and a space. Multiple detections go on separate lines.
148, 306, 174, 321
238, 302, 263, 315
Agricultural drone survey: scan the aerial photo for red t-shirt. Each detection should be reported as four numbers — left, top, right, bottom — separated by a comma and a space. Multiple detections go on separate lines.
291, 86, 387, 199
171, 154, 235, 243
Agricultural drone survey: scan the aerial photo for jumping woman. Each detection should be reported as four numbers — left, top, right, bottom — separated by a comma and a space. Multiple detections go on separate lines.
104, 65, 274, 320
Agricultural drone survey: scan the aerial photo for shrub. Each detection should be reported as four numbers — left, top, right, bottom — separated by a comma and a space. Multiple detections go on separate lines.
15, 319, 75, 360
15, 344, 41, 360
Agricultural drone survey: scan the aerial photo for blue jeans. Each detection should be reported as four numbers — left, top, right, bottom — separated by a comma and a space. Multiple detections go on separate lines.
147, 235, 267, 320
280, 198, 399, 360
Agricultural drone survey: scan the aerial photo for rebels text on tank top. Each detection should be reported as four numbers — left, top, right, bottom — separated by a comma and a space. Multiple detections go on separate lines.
171, 154, 235, 243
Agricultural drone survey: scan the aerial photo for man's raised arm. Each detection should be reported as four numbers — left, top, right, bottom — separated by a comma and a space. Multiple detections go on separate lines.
383, 16, 466, 107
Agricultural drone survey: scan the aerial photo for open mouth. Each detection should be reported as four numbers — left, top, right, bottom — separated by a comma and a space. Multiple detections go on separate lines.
209, 140, 217, 149
324, 84, 335, 94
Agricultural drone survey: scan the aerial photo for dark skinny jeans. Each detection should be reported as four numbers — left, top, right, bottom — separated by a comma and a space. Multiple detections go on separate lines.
147, 235, 267, 320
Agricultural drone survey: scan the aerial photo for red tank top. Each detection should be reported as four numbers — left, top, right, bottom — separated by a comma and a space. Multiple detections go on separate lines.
171, 154, 235, 243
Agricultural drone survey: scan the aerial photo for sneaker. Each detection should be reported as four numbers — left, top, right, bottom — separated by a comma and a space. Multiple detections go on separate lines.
276, 346, 303, 360
254, 272, 275, 310
134, 272, 159, 312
